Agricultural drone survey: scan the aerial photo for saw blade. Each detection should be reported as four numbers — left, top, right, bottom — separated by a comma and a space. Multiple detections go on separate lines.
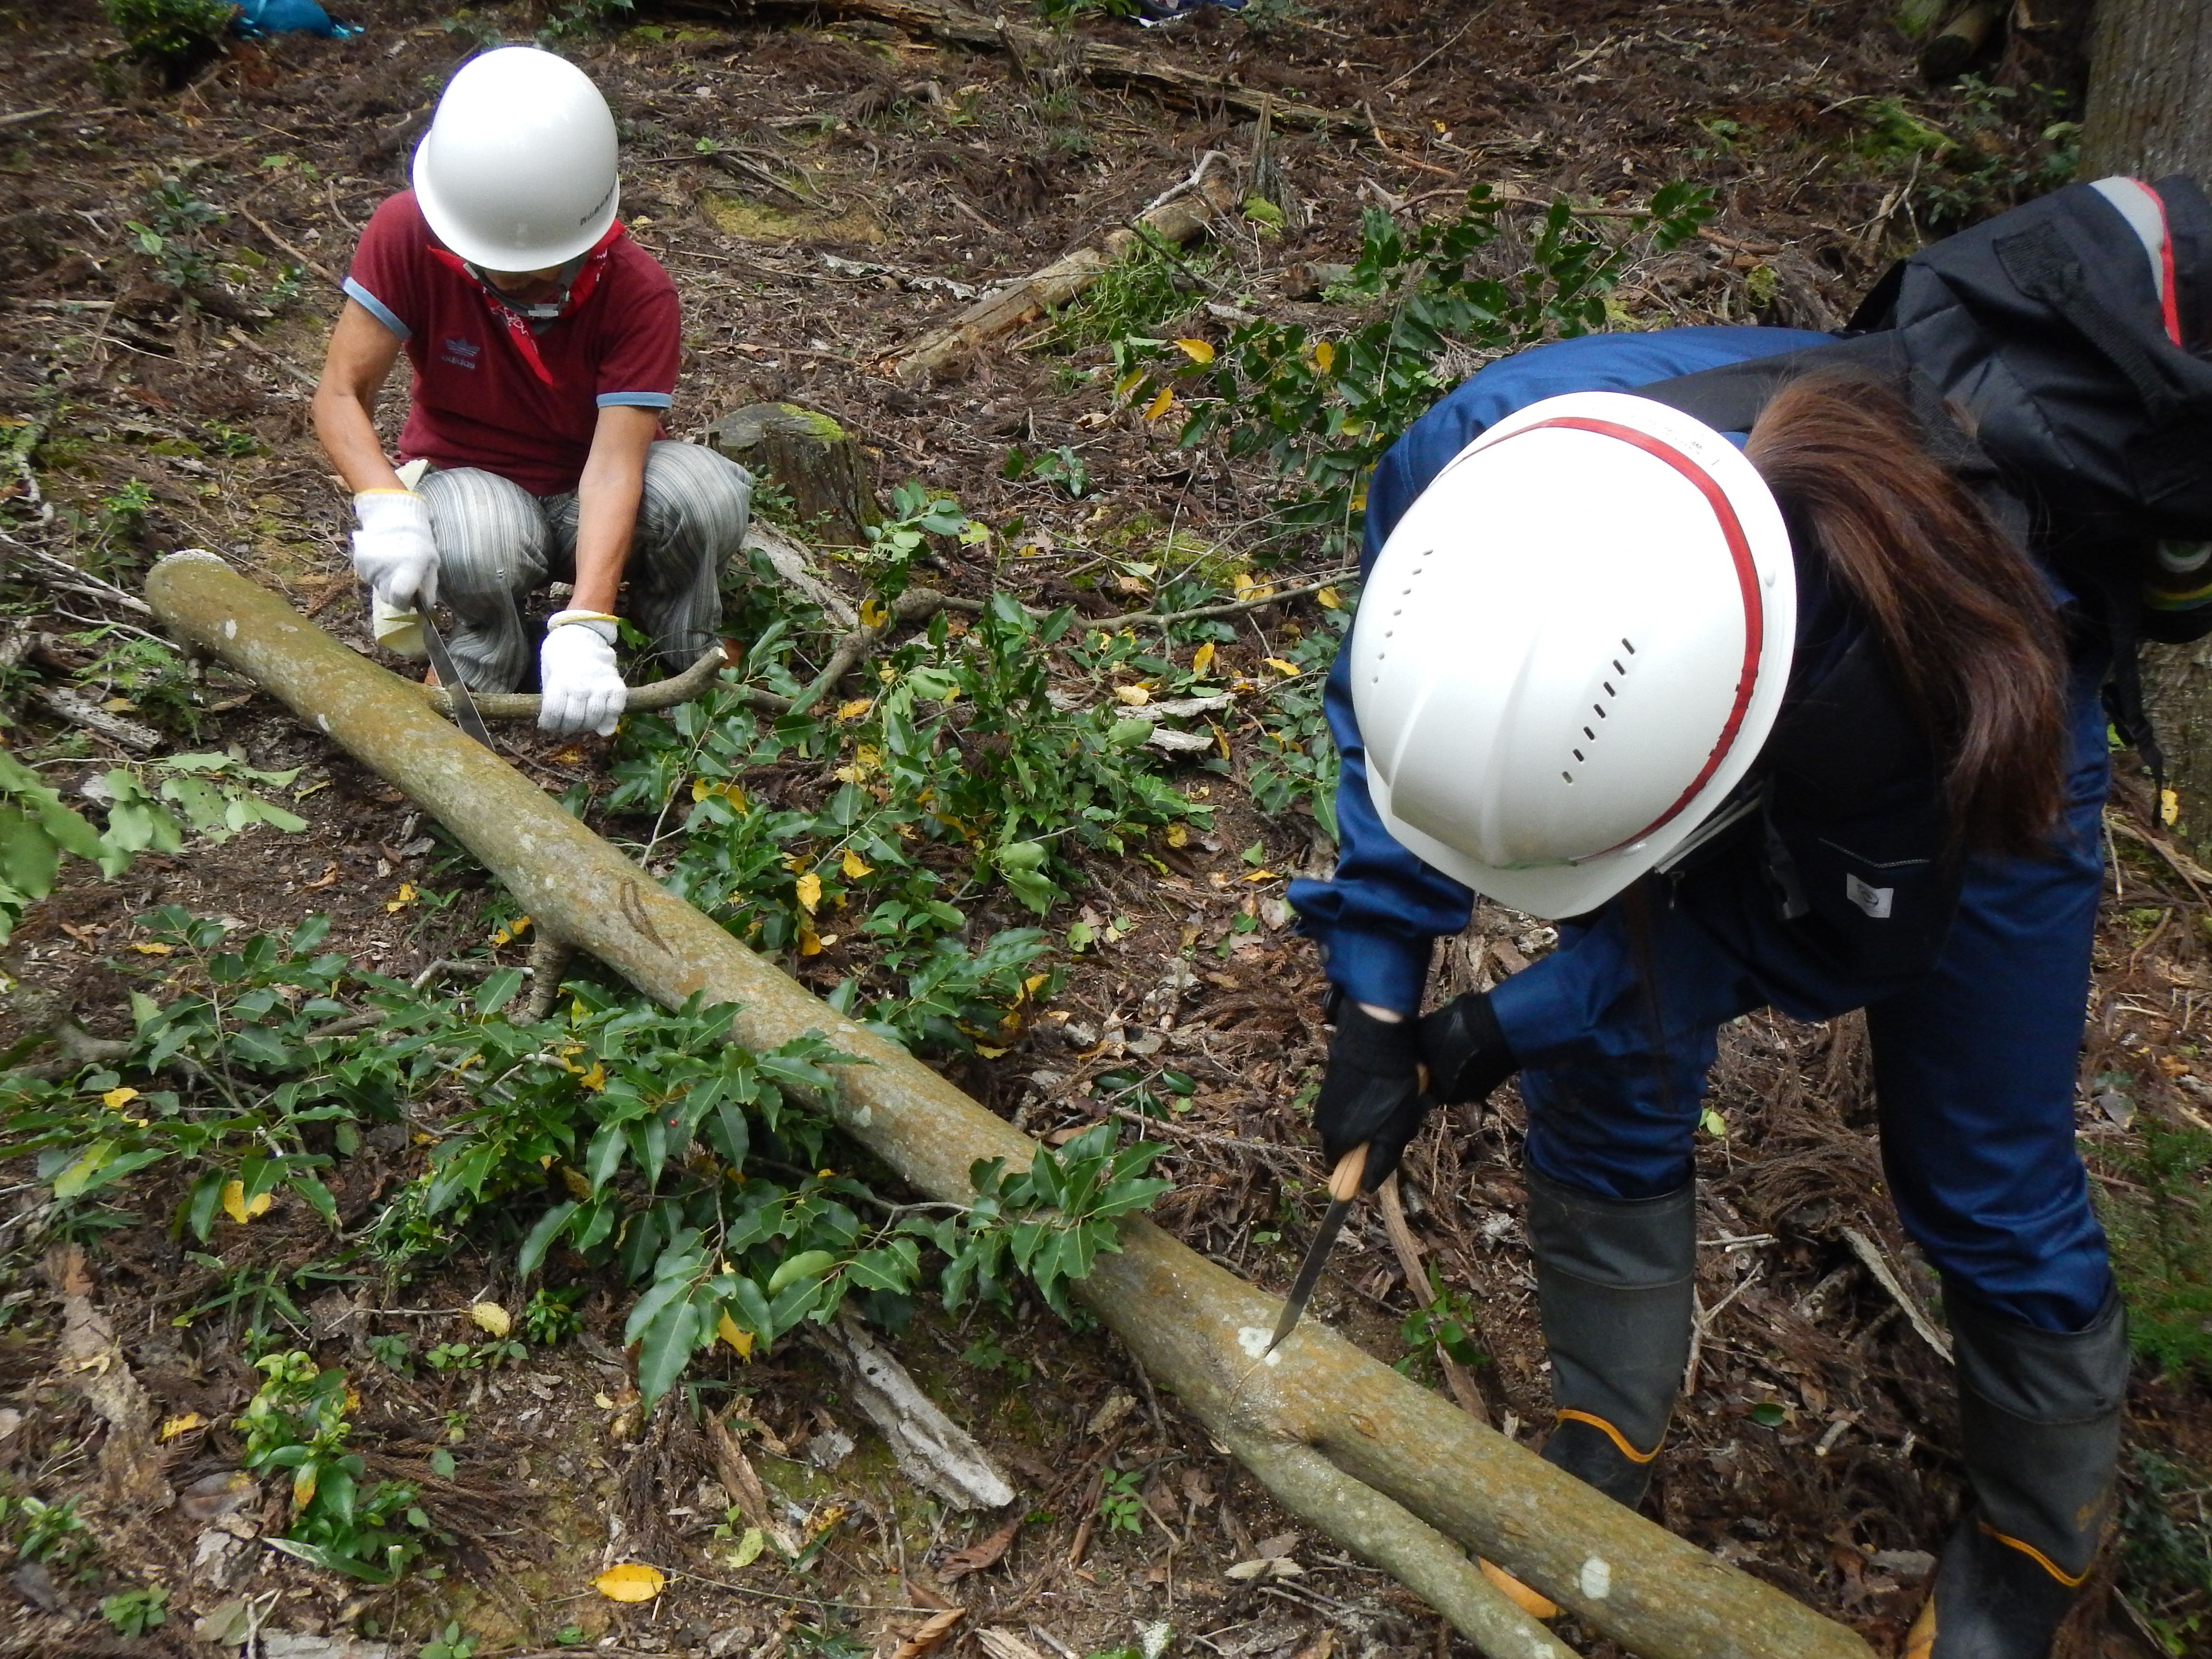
1264, 1192, 1354, 1355
419, 612, 494, 749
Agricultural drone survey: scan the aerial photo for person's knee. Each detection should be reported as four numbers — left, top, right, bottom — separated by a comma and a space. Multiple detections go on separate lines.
637, 442, 753, 554
418, 468, 549, 602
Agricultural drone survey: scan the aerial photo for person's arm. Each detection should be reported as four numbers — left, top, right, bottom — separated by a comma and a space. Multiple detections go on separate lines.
567, 404, 660, 614
313, 300, 408, 493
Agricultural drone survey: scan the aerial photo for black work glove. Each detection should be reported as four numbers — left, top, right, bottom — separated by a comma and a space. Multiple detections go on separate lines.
1418, 991, 1519, 1105
1313, 998, 1432, 1193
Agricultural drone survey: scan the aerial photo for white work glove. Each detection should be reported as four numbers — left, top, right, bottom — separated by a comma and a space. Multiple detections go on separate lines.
351, 489, 439, 611
539, 611, 628, 737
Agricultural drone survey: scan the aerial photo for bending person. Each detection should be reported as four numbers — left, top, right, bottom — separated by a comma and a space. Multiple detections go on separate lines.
312, 45, 752, 737
1289, 323, 2128, 1659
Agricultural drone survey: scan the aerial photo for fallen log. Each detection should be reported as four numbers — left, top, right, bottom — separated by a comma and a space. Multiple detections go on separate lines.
145, 550, 1877, 1659
889, 156, 1240, 384
718, 0, 1364, 134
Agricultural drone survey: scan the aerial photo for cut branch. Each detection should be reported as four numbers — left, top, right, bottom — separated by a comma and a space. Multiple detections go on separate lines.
889, 156, 1240, 384
146, 551, 1879, 1659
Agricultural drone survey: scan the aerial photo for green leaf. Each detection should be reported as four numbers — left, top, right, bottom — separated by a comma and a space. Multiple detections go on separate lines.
635, 1292, 703, 1409
518, 1202, 579, 1277
475, 968, 525, 1016
766, 1249, 836, 1296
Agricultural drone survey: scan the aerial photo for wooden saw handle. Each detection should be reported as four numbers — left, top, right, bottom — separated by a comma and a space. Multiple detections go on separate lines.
1328, 1145, 1368, 1203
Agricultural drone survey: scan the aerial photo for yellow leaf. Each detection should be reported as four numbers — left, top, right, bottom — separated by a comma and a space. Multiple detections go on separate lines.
1263, 658, 1302, 677
1312, 339, 1336, 373
859, 597, 890, 629
551, 744, 589, 766
1173, 337, 1216, 365
717, 1311, 756, 1359
974, 1045, 1007, 1059
836, 698, 874, 721
220, 1180, 272, 1225
562, 1165, 592, 1201
842, 849, 873, 879
2163, 787, 2180, 826
130, 942, 172, 955
293, 1466, 317, 1509
490, 915, 532, 946
1190, 641, 1216, 675
385, 883, 417, 914
1165, 824, 1189, 848
594, 1563, 667, 1603
690, 777, 747, 809
795, 872, 822, 914
1114, 367, 1146, 400
1316, 586, 1342, 610
159, 1411, 205, 1441
1022, 972, 1052, 997
798, 928, 824, 957
470, 1302, 512, 1337
1144, 385, 1175, 422
101, 1087, 139, 1110
578, 1062, 606, 1092
594, 1392, 615, 1409
1114, 684, 1152, 706
1242, 868, 1278, 882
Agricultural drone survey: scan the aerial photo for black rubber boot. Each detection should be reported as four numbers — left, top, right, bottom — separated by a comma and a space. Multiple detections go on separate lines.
1526, 1166, 1697, 1509
1907, 1288, 2128, 1659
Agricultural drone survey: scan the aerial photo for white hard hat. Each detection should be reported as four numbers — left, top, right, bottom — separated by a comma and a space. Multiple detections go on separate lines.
413, 47, 620, 272
1352, 391, 1797, 919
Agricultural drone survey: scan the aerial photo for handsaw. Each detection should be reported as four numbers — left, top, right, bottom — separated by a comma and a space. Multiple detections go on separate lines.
1264, 1142, 1368, 1355
419, 611, 494, 750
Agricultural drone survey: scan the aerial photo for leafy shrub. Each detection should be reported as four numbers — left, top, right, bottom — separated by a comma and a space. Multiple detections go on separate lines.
240, 1352, 428, 1581
1116, 183, 1714, 556
105, 0, 237, 61
2121, 1448, 2212, 1657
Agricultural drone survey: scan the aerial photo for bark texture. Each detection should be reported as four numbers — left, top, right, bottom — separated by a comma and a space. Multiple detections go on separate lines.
2082, 0, 2212, 850
145, 552, 1879, 1659
709, 404, 879, 548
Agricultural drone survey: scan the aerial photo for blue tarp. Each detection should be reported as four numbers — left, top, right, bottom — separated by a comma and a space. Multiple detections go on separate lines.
234, 0, 361, 39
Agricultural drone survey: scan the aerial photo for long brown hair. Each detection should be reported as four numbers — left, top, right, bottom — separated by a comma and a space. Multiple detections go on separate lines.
1744, 374, 2068, 855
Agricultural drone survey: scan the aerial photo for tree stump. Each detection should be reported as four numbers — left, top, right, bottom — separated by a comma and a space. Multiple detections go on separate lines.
709, 403, 878, 549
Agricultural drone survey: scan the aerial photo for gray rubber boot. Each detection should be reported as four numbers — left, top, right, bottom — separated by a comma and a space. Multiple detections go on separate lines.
1526, 1166, 1697, 1509
1908, 1288, 2129, 1659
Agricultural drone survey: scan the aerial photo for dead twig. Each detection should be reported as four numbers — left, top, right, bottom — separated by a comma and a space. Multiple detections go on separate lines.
33, 684, 162, 751
1841, 1227, 1952, 1362
1377, 1175, 1491, 1425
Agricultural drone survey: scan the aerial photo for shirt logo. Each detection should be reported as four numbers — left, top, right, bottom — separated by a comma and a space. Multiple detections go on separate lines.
1844, 872, 1894, 920
439, 337, 481, 370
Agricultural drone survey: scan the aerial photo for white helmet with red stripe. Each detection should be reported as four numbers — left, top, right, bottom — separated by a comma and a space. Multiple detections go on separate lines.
1352, 390, 1796, 919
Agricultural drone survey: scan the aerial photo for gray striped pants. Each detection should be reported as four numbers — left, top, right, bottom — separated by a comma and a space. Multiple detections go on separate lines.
416, 441, 753, 693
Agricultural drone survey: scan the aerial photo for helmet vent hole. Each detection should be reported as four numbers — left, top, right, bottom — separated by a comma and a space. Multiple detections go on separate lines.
1622, 637, 1637, 654
1562, 771, 1574, 784
1603, 681, 1616, 697
1593, 704, 1607, 720
1573, 749, 1585, 762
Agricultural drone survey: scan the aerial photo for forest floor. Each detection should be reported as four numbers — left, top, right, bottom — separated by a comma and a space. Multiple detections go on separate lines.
1, 0, 2209, 1657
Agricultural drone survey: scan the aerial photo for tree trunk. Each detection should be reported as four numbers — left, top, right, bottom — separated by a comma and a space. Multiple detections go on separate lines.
144, 551, 1878, 1659
709, 403, 879, 550
2080, 0, 2212, 848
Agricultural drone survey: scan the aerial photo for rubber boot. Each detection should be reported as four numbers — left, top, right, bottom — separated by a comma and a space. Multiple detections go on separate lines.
1479, 1169, 1697, 1618
1906, 1289, 2128, 1659
1528, 1166, 1698, 1507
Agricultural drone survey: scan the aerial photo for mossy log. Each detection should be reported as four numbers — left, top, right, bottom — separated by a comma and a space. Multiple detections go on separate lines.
145, 551, 1878, 1659
710, 403, 878, 549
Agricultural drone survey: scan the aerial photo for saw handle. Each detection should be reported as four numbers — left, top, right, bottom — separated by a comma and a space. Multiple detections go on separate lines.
1327, 1145, 1368, 1203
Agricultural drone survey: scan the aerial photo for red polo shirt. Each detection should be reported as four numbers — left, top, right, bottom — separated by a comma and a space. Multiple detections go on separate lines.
343, 190, 680, 496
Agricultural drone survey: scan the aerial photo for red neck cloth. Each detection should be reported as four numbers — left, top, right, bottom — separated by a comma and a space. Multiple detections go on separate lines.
427, 220, 627, 386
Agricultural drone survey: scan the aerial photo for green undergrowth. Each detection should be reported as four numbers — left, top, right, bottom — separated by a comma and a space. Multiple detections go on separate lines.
2121, 1447, 2212, 1657
1112, 182, 1715, 556
3, 905, 1172, 1413
2092, 1112, 2212, 1380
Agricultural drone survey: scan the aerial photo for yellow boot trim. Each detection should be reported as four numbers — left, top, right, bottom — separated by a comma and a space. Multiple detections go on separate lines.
1478, 1558, 1558, 1620
1554, 1408, 1661, 1464
1902, 1592, 1936, 1659
1978, 1521, 2092, 1588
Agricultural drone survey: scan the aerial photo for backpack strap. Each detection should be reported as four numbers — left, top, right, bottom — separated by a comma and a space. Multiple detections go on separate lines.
1994, 220, 2188, 425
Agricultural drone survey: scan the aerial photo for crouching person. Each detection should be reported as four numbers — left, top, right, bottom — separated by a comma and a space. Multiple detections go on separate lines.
311, 44, 751, 737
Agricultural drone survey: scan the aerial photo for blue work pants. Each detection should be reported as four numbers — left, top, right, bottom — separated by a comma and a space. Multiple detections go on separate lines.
1487, 674, 2116, 1334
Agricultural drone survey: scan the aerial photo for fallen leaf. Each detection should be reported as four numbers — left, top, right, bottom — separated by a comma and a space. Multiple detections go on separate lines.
730, 1527, 768, 1568
1316, 586, 1342, 609
1311, 340, 1336, 373
594, 1562, 666, 1602
798, 928, 824, 957
179, 1470, 258, 1522
1262, 658, 1302, 677
1114, 684, 1152, 706
101, 1087, 140, 1110
1164, 824, 1189, 849
795, 871, 822, 914
130, 941, 173, 955
1224, 1556, 1303, 1582
841, 848, 872, 879
1190, 641, 1215, 675
490, 915, 532, 946
859, 597, 890, 629
976, 1631, 1053, 1659
888, 1607, 967, 1659
1172, 337, 1215, 365
2164, 787, 2180, 825
384, 883, 417, 914
836, 698, 874, 721
1144, 385, 1175, 422
469, 1302, 512, 1337
303, 863, 339, 890
717, 1310, 755, 1359
159, 1411, 206, 1441
940, 1515, 1022, 1579
220, 1180, 272, 1224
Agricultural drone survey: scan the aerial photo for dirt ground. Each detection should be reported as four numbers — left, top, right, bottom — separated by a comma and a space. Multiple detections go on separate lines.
1, 0, 2209, 1656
